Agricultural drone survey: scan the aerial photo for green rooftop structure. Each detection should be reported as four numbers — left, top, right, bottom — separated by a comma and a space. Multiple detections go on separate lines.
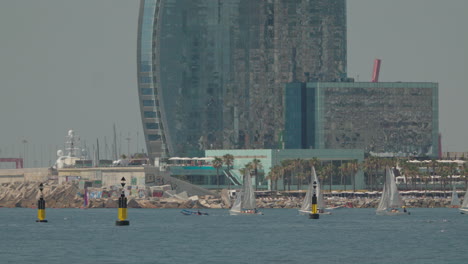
204, 149, 364, 191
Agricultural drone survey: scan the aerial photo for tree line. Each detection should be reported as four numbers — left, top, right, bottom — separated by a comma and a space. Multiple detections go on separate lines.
212, 154, 468, 192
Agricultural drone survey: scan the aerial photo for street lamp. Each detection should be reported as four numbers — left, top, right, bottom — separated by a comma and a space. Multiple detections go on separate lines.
22, 139, 28, 168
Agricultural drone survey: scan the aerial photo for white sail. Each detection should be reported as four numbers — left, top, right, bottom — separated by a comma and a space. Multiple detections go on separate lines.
241, 170, 256, 210
300, 177, 314, 213
230, 170, 257, 214
459, 186, 468, 214
313, 167, 325, 209
376, 167, 404, 215
299, 166, 325, 214
230, 191, 242, 213
451, 186, 460, 207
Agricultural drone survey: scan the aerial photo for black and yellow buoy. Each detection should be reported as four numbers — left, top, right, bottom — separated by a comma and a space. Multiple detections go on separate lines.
115, 177, 130, 226
36, 183, 48, 223
309, 181, 319, 219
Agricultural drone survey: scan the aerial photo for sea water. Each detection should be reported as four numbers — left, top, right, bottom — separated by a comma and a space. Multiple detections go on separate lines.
0, 208, 466, 264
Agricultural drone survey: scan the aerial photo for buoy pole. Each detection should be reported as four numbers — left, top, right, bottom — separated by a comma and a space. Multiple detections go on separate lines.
116, 177, 129, 226
36, 183, 48, 223
309, 181, 319, 219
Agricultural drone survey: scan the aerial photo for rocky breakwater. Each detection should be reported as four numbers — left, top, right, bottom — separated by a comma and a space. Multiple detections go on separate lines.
0, 181, 227, 209
0, 181, 459, 209
0, 180, 83, 208
86, 195, 227, 209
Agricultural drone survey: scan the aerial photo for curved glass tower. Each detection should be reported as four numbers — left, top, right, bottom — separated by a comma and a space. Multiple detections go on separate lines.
137, 0, 347, 159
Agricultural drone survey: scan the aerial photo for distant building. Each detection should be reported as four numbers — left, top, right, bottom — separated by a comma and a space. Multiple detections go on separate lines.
137, 0, 347, 159
284, 82, 439, 157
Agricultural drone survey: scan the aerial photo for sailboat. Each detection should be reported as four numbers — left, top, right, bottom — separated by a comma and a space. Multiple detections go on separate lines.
450, 186, 460, 208
458, 186, 468, 214
299, 166, 331, 215
376, 167, 409, 215
229, 170, 262, 215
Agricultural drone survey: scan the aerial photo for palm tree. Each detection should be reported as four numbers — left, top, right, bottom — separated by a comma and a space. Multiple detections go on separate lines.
293, 158, 304, 190
281, 160, 293, 191
447, 162, 458, 188
277, 165, 285, 191
266, 165, 281, 191
400, 161, 410, 190
222, 154, 234, 171
296, 172, 306, 191
239, 167, 247, 177
321, 163, 334, 192
339, 163, 347, 191
307, 158, 320, 178
374, 157, 385, 191
429, 159, 438, 178
212, 157, 223, 188
438, 164, 449, 197
401, 161, 419, 190
251, 158, 263, 190
463, 162, 468, 190
222, 154, 234, 189
347, 161, 359, 193
363, 156, 380, 191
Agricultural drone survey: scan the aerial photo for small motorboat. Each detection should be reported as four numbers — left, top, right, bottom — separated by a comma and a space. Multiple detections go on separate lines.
180, 209, 208, 216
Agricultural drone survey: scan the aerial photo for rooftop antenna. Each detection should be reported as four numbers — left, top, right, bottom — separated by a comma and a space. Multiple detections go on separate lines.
113, 123, 118, 160
125, 132, 131, 157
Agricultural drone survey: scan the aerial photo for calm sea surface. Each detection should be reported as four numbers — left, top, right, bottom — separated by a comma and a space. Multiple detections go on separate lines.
0, 208, 466, 264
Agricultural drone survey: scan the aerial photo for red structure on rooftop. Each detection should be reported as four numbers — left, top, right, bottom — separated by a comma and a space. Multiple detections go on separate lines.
371, 59, 381, 82
0, 158, 24, 169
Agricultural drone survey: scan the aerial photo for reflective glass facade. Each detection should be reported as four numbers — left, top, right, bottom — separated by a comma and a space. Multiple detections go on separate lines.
137, 0, 347, 159
285, 82, 439, 157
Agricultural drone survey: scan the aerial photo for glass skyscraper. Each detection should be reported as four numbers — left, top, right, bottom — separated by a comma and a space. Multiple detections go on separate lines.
285, 82, 439, 157
137, 0, 347, 159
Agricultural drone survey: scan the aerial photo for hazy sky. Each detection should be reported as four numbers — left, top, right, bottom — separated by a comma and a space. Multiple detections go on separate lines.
0, 0, 467, 167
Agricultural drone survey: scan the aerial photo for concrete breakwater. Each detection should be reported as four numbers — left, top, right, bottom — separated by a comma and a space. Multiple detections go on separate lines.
0, 181, 459, 209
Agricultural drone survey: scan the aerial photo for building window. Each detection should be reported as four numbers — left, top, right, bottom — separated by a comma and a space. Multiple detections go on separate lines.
140, 77, 152, 83
144, 111, 156, 118
148, 135, 161, 141
143, 100, 154, 107
140, 64, 151, 72
141, 88, 153, 95
146, 123, 159, 129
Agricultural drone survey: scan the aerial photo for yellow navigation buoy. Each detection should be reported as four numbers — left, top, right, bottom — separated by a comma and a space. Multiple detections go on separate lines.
309, 181, 319, 219
36, 183, 48, 223
116, 177, 130, 226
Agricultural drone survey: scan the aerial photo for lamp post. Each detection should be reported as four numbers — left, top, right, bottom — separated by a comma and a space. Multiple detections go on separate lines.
116, 177, 129, 226
36, 183, 48, 222
309, 181, 319, 219
22, 139, 28, 168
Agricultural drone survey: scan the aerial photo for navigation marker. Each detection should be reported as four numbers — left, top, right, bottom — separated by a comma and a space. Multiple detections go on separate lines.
36, 183, 48, 223
309, 181, 319, 219
116, 177, 130, 226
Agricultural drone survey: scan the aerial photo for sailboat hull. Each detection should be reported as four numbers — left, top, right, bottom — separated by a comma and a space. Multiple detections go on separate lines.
376, 210, 409, 216
299, 209, 331, 215
229, 209, 262, 215
459, 208, 468, 214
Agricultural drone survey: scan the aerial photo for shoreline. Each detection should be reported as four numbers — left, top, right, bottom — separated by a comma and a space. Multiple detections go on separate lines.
0, 181, 461, 209
0, 196, 458, 209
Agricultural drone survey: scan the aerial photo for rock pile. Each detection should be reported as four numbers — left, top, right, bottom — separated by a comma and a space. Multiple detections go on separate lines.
0, 181, 459, 209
